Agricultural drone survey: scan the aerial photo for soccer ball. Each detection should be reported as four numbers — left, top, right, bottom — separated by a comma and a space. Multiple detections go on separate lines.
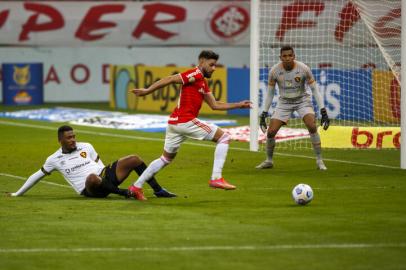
292, 184, 313, 205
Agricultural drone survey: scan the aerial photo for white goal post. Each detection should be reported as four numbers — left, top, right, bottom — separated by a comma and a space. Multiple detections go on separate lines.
250, 0, 405, 169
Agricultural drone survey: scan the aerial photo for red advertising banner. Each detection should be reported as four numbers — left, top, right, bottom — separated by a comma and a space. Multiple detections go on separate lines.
0, 1, 250, 46
0, 1, 400, 46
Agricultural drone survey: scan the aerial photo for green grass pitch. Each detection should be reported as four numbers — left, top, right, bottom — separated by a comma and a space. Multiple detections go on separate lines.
0, 106, 405, 270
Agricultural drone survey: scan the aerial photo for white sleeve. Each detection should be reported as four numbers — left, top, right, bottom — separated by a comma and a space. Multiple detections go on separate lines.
309, 81, 325, 109
11, 170, 46, 196
263, 68, 276, 113
263, 84, 275, 113
305, 65, 324, 110
87, 143, 104, 167
87, 143, 98, 160
97, 158, 105, 167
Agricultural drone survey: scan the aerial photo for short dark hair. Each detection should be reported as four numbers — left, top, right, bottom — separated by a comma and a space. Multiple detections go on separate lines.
280, 45, 294, 55
58, 125, 73, 140
198, 50, 219, 61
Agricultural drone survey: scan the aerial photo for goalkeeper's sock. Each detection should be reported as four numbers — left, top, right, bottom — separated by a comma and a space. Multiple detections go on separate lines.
133, 162, 162, 192
310, 132, 322, 160
211, 133, 230, 180
133, 156, 170, 188
266, 136, 276, 162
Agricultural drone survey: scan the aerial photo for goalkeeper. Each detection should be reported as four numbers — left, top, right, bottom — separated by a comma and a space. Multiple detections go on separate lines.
256, 45, 330, 170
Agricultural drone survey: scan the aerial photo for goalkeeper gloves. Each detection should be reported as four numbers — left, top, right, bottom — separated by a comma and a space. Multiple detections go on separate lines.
259, 111, 268, 134
320, 108, 330, 130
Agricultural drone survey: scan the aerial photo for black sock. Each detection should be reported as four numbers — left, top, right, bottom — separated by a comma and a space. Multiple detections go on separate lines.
101, 179, 128, 197
117, 188, 130, 197
134, 162, 162, 192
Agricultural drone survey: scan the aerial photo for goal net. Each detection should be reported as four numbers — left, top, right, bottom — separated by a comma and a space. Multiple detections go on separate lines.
251, 0, 401, 150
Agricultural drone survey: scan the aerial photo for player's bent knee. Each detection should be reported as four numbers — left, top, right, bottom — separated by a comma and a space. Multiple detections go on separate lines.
86, 174, 101, 186
129, 154, 142, 164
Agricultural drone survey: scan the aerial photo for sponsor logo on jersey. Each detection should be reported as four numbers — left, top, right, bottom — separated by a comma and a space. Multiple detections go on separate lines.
65, 161, 91, 174
295, 76, 301, 83
186, 69, 200, 78
189, 77, 196, 83
198, 87, 205, 94
80, 152, 87, 158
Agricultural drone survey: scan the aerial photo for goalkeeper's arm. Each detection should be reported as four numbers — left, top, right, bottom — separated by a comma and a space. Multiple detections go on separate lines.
259, 83, 276, 133
309, 81, 330, 130
263, 83, 276, 114
9, 170, 46, 196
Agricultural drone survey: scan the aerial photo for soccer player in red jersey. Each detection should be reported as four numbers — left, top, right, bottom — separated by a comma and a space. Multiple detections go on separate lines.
128, 50, 251, 200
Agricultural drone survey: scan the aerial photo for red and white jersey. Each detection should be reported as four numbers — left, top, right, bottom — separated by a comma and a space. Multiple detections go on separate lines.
42, 142, 104, 194
168, 67, 211, 124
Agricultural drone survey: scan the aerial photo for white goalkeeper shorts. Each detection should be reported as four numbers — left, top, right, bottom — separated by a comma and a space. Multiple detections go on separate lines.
164, 118, 218, 154
271, 95, 315, 123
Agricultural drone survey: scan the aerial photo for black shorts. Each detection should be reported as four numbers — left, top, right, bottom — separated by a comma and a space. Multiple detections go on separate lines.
81, 161, 119, 198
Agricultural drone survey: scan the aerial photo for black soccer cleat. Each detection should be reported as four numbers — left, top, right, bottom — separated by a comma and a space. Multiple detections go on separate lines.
154, 188, 177, 198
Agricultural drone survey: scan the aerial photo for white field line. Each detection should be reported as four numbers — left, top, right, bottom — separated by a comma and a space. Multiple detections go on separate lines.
1, 172, 391, 192
0, 173, 70, 189
0, 120, 400, 169
257, 186, 389, 191
0, 243, 405, 253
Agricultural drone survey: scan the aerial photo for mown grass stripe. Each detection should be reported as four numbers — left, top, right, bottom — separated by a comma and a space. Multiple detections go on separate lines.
1, 243, 405, 253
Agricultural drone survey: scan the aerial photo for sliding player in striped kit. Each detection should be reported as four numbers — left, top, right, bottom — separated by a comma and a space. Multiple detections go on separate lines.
256, 45, 330, 170
128, 50, 251, 200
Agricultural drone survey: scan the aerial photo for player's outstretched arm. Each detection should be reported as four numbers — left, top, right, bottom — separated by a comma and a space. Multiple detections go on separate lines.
7, 170, 46, 197
309, 81, 330, 130
204, 93, 251, 110
260, 82, 276, 133
129, 74, 182, 96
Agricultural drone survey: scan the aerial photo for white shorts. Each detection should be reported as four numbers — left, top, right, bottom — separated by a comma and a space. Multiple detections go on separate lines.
271, 96, 315, 123
164, 118, 218, 154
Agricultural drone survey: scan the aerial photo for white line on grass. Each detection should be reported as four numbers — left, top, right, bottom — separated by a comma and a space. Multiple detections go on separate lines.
1, 172, 391, 192
258, 186, 389, 191
0, 120, 399, 169
0, 173, 70, 189
0, 243, 405, 253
